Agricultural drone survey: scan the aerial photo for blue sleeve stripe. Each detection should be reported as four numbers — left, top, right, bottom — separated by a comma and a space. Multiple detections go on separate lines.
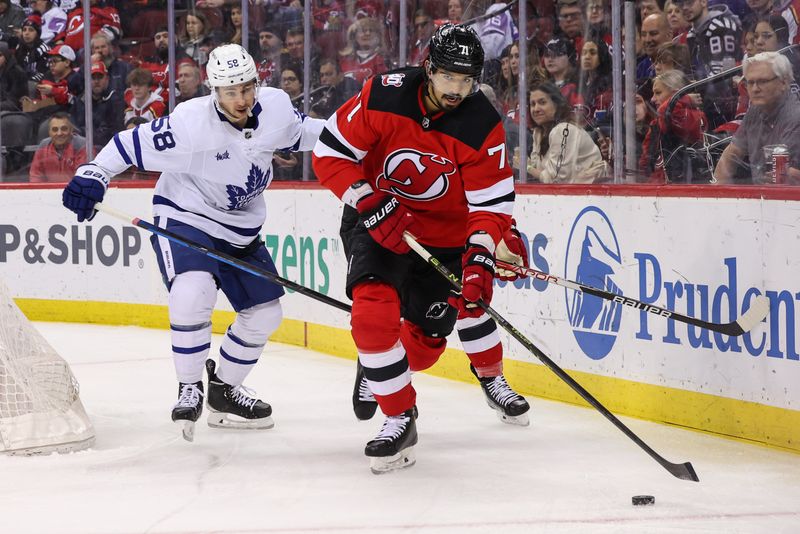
132, 126, 145, 170
113, 133, 132, 165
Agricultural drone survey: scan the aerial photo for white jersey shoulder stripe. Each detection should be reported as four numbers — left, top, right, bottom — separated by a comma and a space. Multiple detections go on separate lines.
465, 176, 515, 206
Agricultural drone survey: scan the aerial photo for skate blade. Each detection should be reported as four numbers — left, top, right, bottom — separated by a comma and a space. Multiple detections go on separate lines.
496, 411, 530, 426
487, 401, 530, 426
369, 448, 416, 475
207, 411, 275, 430
177, 420, 196, 442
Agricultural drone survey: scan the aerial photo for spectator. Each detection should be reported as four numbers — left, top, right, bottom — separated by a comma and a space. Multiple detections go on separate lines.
24, 44, 77, 132
586, 0, 612, 44
0, 0, 25, 42
470, 1, 518, 61
256, 24, 283, 86
310, 57, 360, 118
179, 11, 209, 65
743, 26, 757, 58
654, 41, 694, 76
123, 68, 166, 124
715, 52, 800, 184
742, 0, 777, 36
29, 0, 66, 46
665, 0, 690, 37
280, 61, 303, 102
284, 26, 320, 85
678, 0, 742, 129
640, 69, 710, 182
145, 25, 188, 67
141, 26, 187, 100
409, 10, 434, 66
29, 112, 87, 183
89, 32, 132, 96
0, 40, 27, 112
543, 37, 580, 106
577, 36, 613, 120
638, 14, 673, 80
15, 18, 50, 83
225, 5, 257, 50
446, 0, 463, 23
496, 42, 518, 114
338, 17, 387, 85
274, 62, 304, 181
734, 15, 800, 119
175, 62, 208, 104
638, 0, 665, 19
522, 82, 607, 183
555, 0, 585, 52
60, 0, 121, 52
71, 61, 125, 147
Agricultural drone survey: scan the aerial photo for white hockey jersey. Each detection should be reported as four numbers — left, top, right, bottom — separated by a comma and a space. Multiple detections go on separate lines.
92, 88, 324, 245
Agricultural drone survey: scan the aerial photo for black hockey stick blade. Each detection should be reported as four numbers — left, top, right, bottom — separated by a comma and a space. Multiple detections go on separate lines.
95, 203, 353, 314
495, 260, 770, 337
406, 233, 699, 482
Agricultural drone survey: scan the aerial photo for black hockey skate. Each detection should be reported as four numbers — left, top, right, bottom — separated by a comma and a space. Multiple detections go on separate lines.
470, 365, 530, 426
352, 360, 378, 420
172, 381, 204, 442
364, 409, 418, 474
205, 359, 274, 430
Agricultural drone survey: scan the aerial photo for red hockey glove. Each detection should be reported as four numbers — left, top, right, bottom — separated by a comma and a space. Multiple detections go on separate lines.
353, 182, 419, 255
495, 219, 529, 281
449, 232, 495, 318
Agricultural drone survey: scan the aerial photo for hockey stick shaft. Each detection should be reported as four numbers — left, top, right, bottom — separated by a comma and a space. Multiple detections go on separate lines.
404, 233, 699, 482
95, 203, 353, 314
495, 260, 769, 337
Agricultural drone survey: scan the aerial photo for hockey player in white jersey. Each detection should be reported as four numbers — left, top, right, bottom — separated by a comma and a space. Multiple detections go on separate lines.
62, 44, 325, 441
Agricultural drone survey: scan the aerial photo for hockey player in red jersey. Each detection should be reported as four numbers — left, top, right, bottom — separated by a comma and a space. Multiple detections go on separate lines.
312, 24, 530, 474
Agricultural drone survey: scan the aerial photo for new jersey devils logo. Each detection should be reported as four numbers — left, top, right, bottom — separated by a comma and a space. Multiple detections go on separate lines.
376, 149, 455, 201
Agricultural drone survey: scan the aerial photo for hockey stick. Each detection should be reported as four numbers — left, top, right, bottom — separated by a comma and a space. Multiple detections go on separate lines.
94, 203, 353, 314
495, 260, 770, 337
403, 232, 699, 482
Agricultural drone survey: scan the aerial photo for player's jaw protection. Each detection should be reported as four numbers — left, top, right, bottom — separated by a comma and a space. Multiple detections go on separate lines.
424, 23, 484, 114
206, 43, 260, 125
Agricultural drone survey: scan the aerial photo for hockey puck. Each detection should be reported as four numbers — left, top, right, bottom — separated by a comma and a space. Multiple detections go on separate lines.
632, 495, 655, 506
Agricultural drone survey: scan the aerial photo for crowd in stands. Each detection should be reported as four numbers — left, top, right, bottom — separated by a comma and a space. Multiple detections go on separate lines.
1, 0, 799, 185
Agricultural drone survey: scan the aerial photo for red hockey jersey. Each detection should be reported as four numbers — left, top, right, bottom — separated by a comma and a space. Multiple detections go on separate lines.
312, 68, 514, 248
60, 6, 121, 51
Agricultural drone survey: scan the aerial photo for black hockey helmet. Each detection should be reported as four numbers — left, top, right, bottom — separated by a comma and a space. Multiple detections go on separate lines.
428, 23, 484, 78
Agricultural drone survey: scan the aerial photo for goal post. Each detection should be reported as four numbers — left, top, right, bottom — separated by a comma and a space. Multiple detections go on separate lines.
0, 279, 95, 455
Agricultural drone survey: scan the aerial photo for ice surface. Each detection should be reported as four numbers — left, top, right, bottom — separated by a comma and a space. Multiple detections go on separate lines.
1, 323, 797, 534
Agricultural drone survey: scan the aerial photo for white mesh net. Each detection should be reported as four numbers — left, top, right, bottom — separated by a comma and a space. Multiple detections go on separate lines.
0, 280, 95, 455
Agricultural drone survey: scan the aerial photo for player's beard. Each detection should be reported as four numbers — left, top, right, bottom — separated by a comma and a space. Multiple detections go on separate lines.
426, 82, 464, 113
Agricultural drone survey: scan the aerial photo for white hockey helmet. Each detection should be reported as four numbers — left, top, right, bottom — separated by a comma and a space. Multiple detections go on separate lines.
206, 44, 258, 87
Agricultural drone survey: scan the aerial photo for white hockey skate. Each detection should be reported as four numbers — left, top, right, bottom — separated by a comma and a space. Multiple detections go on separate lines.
206, 359, 274, 430
365, 409, 418, 474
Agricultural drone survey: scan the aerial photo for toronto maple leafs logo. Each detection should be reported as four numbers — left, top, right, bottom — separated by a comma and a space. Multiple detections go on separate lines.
216, 150, 230, 161
226, 164, 270, 210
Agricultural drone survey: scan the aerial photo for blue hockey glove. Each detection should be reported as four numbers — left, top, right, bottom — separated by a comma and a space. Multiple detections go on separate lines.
62, 166, 108, 222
